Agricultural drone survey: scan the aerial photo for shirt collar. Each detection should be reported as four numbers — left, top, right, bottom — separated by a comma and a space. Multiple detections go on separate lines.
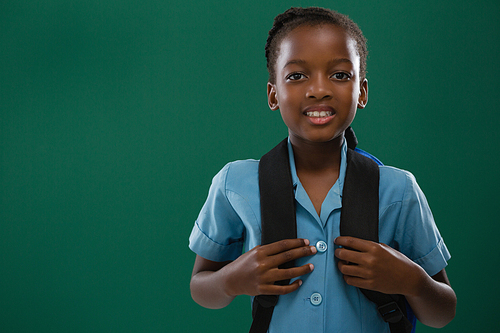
287, 138, 299, 188
287, 138, 348, 226
287, 138, 348, 196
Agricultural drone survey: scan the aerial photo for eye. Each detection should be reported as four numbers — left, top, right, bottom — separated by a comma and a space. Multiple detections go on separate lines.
331, 72, 351, 80
286, 72, 306, 81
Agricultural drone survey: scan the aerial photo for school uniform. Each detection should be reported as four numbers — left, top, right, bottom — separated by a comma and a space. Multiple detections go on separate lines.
189, 139, 450, 332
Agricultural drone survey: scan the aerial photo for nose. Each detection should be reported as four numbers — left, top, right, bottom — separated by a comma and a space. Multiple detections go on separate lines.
306, 75, 333, 100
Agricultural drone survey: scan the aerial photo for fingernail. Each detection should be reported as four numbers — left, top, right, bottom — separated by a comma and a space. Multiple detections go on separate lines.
311, 246, 317, 254
309, 264, 314, 271
304, 239, 310, 246
298, 280, 303, 286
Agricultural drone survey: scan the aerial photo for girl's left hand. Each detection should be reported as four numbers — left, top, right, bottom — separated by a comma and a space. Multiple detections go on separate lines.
334, 236, 426, 297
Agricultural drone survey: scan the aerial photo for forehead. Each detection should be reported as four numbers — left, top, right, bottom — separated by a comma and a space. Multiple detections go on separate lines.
277, 24, 360, 70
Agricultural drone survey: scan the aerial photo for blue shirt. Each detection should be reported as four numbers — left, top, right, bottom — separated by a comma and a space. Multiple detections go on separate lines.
189, 140, 451, 332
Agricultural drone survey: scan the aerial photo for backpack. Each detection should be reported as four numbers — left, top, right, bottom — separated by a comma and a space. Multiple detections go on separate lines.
250, 127, 414, 333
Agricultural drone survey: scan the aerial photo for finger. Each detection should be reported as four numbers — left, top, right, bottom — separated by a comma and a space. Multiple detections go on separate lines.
337, 260, 368, 279
270, 245, 317, 266
334, 246, 365, 265
334, 236, 375, 252
262, 238, 311, 255
258, 279, 303, 296
271, 263, 315, 282
342, 275, 370, 289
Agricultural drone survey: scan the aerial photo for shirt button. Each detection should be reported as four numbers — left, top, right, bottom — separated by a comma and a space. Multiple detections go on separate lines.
310, 292, 322, 306
316, 240, 328, 253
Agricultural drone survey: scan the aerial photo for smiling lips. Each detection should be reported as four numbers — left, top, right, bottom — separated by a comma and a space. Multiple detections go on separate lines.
305, 111, 334, 117
304, 108, 335, 125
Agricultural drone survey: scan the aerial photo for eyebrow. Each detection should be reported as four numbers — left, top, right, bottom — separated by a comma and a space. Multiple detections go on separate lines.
283, 58, 353, 69
283, 59, 306, 68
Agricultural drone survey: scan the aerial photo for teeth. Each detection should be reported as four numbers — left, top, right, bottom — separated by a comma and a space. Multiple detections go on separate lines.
306, 111, 333, 117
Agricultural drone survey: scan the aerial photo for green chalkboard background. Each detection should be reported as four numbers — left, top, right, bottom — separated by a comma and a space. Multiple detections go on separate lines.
1, 0, 498, 332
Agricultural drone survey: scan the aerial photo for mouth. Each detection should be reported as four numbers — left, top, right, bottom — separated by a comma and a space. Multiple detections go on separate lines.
303, 106, 336, 125
305, 110, 334, 118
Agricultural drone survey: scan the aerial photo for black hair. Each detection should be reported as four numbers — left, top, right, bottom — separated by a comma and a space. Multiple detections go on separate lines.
265, 7, 368, 83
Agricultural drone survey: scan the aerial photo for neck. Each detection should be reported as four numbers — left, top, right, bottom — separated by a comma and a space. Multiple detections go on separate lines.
290, 135, 344, 172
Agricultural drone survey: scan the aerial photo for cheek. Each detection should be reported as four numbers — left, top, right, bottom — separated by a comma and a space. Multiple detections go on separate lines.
347, 109, 357, 123
279, 108, 300, 132
342, 85, 361, 108
275, 88, 286, 105
276, 87, 301, 109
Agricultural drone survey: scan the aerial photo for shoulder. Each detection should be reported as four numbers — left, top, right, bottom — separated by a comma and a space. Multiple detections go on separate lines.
212, 159, 260, 193
354, 147, 383, 165
378, 165, 421, 203
379, 164, 416, 185
353, 148, 418, 199
224, 159, 260, 173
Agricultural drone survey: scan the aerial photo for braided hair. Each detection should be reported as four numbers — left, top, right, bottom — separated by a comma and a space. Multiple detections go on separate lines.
265, 7, 368, 84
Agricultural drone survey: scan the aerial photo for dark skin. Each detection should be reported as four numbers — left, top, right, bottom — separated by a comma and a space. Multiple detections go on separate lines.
190, 239, 317, 309
191, 23, 456, 328
334, 236, 456, 328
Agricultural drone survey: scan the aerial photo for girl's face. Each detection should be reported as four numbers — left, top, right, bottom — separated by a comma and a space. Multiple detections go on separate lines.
267, 24, 368, 147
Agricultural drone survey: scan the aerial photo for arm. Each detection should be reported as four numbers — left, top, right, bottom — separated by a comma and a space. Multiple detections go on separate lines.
190, 256, 234, 309
405, 268, 456, 328
334, 237, 456, 328
190, 238, 317, 309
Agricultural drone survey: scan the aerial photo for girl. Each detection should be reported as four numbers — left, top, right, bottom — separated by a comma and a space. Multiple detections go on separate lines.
189, 7, 456, 332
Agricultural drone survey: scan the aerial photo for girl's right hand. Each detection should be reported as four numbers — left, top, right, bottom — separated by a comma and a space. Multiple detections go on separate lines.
222, 238, 316, 297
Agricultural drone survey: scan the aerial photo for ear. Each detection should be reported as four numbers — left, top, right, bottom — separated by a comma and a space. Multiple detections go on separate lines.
267, 82, 279, 110
357, 78, 368, 109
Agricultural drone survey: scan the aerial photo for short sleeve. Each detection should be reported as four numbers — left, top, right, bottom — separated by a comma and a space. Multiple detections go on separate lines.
189, 163, 245, 262
395, 171, 451, 276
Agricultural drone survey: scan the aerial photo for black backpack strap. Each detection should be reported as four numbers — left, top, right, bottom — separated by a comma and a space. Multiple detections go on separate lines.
251, 131, 413, 333
250, 138, 296, 333
258, 138, 297, 244
341, 148, 379, 242
345, 126, 358, 150
361, 290, 414, 333
341, 148, 413, 333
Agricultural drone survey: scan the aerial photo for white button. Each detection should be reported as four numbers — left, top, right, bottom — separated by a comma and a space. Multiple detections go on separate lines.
310, 292, 322, 306
316, 240, 327, 253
